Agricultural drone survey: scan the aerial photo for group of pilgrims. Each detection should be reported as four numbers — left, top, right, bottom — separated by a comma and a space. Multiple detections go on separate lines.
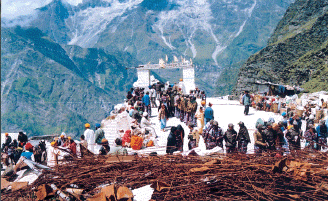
124, 84, 328, 155
2, 83, 328, 174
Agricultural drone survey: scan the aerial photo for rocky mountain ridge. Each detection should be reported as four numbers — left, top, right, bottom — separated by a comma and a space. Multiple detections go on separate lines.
235, 0, 328, 94
1, 26, 137, 136
2, 0, 294, 95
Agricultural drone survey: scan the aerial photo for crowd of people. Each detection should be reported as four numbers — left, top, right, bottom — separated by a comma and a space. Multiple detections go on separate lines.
2, 86, 327, 175
120, 82, 207, 151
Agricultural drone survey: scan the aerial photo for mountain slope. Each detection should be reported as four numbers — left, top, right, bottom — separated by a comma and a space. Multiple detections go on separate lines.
10, 0, 294, 95
1, 27, 137, 136
234, 0, 328, 94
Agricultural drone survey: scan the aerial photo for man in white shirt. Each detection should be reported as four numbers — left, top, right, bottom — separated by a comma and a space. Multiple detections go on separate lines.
84, 123, 95, 154
140, 112, 157, 138
150, 87, 157, 108
47, 141, 60, 168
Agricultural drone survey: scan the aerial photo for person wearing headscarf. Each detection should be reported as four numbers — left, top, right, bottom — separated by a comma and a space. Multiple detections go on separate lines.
99, 139, 110, 155
166, 127, 178, 154
304, 124, 317, 151
205, 121, 223, 150
224, 123, 237, 153
68, 138, 77, 156
18, 132, 28, 147
13, 142, 34, 174
263, 122, 277, 151
84, 123, 95, 154
316, 120, 327, 151
237, 122, 250, 153
253, 125, 267, 154
176, 125, 185, 151
158, 103, 168, 132
286, 121, 301, 151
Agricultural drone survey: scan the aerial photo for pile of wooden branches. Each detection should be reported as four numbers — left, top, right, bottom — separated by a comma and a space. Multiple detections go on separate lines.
2, 150, 328, 200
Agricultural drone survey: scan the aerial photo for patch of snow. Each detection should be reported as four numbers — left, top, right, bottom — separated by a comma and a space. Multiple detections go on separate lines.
132, 185, 154, 201
67, 0, 143, 47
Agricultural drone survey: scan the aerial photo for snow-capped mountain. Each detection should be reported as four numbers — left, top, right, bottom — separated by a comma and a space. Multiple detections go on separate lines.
2, 0, 293, 67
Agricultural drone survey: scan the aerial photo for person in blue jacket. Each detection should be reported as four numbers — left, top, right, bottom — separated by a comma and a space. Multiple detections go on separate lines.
204, 102, 214, 126
316, 120, 327, 150
242, 91, 251, 115
142, 91, 151, 117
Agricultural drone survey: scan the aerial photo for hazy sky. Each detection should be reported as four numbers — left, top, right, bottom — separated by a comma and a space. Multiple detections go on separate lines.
1, 0, 83, 19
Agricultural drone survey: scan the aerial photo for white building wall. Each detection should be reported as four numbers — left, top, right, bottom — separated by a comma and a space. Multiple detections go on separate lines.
183, 68, 196, 93
133, 69, 150, 88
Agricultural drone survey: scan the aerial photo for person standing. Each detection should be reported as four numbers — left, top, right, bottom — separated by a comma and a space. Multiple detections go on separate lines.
224, 123, 237, 153
195, 107, 205, 134
158, 104, 168, 132
263, 122, 277, 151
142, 91, 151, 117
150, 86, 157, 108
190, 97, 198, 125
84, 123, 95, 154
237, 122, 250, 153
176, 125, 185, 151
205, 121, 223, 150
286, 121, 301, 151
95, 123, 105, 153
254, 125, 267, 154
242, 91, 251, 115
204, 102, 214, 125
304, 124, 317, 151
316, 120, 327, 150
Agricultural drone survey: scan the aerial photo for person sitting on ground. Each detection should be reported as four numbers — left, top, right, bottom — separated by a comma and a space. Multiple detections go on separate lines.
122, 130, 132, 147
188, 123, 198, 150
18, 132, 28, 148
108, 138, 128, 155
13, 142, 34, 174
99, 139, 110, 155
237, 121, 250, 153
130, 130, 144, 150
80, 135, 88, 148
57, 133, 66, 146
68, 138, 77, 156
140, 112, 157, 137
224, 123, 237, 153
63, 136, 71, 147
